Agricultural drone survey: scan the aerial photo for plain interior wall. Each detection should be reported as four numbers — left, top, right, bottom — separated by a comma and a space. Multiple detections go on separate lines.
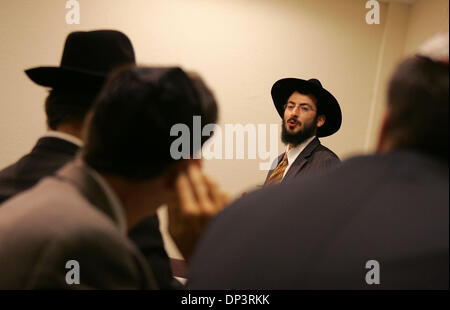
0, 0, 388, 195
364, 2, 410, 152
365, 0, 450, 151
403, 0, 449, 56
0, 0, 447, 259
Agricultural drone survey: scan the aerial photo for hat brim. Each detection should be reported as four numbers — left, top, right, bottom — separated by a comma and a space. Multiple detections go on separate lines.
271, 78, 342, 137
25, 66, 106, 90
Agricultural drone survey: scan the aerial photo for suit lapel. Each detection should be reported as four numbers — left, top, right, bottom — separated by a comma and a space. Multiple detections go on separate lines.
53, 161, 158, 288
55, 160, 122, 229
282, 137, 321, 182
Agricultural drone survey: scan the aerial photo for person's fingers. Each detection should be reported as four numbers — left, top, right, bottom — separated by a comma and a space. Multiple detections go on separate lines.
204, 174, 230, 213
203, 174, 223, 203
168, 172, 197, 245
187, 165, 214, 213
173, 172, 197, 216
167, 167, 228, 262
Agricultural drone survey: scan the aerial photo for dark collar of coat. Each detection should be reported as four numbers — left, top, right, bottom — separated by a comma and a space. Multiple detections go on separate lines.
282, 137, 321, 180
32, 136, 80, 156
55, 160, 124, 231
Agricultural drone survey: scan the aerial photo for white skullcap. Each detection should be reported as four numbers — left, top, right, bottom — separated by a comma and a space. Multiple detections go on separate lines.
417, 32, 449, 65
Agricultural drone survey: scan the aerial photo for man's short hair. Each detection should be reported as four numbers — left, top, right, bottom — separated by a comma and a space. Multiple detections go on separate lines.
45, 89, 98, 130
82, 65, 218, 180
385, 56, 449, 159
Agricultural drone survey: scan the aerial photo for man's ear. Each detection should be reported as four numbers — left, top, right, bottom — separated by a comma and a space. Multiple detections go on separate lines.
316, 114, 326, 128
376, 108, 391, 153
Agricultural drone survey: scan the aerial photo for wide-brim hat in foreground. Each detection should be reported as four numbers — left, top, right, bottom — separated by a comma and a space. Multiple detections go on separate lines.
25, 30, 136, 90
271, 78, 342, 137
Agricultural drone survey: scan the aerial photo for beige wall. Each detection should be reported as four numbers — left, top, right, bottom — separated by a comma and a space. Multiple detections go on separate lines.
365, 0, 450, 151
0, 0, 447, 259
404, 0, 449, 56
364, 2, 410, 151
0, 0, 388, 193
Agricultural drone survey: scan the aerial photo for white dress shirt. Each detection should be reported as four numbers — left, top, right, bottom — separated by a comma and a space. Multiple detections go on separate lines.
44, 130, 83, 147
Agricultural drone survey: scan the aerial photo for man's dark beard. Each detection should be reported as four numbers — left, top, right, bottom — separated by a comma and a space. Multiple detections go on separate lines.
281, 118, 317, 147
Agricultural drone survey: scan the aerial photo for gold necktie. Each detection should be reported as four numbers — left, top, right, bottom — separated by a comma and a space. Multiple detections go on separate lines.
266, 153, 288, 186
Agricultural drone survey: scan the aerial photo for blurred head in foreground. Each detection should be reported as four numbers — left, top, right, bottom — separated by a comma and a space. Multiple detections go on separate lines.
82, 65, 218, 224
378, 32, 449, 160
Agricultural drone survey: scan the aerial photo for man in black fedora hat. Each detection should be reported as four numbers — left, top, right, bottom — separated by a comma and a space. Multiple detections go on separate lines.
264, 78, 342, 186
0, 29, 136, 204
0, 30, 175, 289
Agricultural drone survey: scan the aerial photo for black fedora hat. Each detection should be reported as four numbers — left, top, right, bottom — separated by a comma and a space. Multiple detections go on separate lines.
25, 30, 136, 90
271, 78, 342, 137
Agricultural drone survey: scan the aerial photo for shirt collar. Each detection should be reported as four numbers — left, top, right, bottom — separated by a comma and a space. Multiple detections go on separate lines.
43, 131, 83, 147
82, 162, 128, 235
285, 135, 316, 165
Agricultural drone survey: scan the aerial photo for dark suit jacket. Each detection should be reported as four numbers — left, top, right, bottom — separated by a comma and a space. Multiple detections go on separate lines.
0, 137, 175, 289
187, 150, 449, 289
0, 161, 157, 289
264, 137, 340, 185
0, 137, 78, 204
